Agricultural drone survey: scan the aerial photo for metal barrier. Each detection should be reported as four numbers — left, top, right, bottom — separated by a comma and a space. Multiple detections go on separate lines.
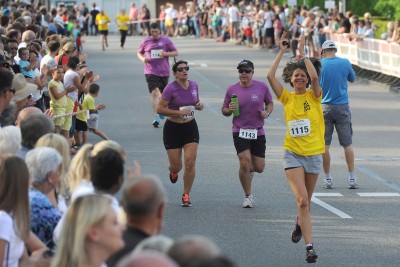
326, 34, 400, 92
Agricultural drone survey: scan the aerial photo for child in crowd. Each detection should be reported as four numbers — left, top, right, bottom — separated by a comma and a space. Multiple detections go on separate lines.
18, 47, 35, 79
242, 22, 253, 47
48, 66, 74, 137
75, 83, 108, 145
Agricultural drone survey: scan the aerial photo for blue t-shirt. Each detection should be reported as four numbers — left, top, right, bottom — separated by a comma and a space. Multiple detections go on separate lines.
29, 188, 61, 249
320, 57, 355, 104
19, 60, 34, 79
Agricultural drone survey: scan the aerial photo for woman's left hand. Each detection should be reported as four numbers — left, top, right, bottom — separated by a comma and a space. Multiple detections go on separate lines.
260, 110, 270, 119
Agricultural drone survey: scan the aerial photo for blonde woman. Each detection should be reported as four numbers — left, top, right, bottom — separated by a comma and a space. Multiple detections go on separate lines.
0, 155, 30, 266
51, 194, 124, 267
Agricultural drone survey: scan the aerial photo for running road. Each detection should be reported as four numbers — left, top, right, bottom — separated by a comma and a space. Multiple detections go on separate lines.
84, 35, 400, 267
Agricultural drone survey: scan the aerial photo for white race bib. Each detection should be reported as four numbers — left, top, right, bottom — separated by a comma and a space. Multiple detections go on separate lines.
179, 106, 195, 120
100, 20, 107, 24
150, 49, 162, 59
288, 119, 311, 137
239, 128, 257, 140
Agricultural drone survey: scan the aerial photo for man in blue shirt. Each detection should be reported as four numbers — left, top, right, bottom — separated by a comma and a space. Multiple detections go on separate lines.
319, 40, 358, 189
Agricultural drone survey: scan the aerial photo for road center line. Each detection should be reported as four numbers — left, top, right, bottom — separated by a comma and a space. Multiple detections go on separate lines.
311, 197, 352, 219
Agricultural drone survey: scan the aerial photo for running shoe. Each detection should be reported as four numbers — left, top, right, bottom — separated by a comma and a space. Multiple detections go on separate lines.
169, 172, 178, 184
323, 177, 333, 189
291, 216, 302, 243
181, 193, 192, 207
242, 194, 254, 208
306, 247, 318, 263
348, 177, 358, 189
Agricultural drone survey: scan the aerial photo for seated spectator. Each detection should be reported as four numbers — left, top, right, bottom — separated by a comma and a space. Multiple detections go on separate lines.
0, 155, 30, 266
107, 174, 167, 267
132, 235, 174, 256
167, 235, 221, 267
190, 256, 237, 267
116, 251, 178, 267
17, 112, 54, 158
35, 133, 71, 213
26, 147, 63, 249
50, 194, 124, 267
12, 73, 37, 112
0, 125, 21, 154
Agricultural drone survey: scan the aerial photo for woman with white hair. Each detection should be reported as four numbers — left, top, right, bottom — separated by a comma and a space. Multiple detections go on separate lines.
25, 146, 63, 250
0, 126, 21, 154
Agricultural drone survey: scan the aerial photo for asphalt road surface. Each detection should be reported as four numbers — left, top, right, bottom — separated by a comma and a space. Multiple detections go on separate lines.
83, 34, 400, 267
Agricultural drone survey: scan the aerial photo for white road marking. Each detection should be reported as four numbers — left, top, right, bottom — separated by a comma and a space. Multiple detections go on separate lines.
313, 192, 343, 197
357, 192, 400, 197
311, 197, 352, 219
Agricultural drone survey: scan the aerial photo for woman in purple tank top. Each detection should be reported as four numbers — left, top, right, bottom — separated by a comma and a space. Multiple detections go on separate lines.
157, 60, 204, 207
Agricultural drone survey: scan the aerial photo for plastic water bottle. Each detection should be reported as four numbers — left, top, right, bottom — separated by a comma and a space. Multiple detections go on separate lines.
231, 94, 240, 117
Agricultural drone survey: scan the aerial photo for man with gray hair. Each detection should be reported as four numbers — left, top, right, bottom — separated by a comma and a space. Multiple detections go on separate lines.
17, 113, 54, 158
167, 235, 221, 267
107, 174, 166, 267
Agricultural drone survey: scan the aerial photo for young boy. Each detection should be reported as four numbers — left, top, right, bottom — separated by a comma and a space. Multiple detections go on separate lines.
75, 83, 108, 145
48, 66, 75, 136
18, 47, 35, 79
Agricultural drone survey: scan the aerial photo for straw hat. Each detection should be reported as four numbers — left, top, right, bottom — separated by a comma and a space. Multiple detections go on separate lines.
12, 74, 37, 102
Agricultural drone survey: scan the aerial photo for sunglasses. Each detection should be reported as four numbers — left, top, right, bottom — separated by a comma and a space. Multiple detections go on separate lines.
8, 88, 16, 95
238, 69, 252, 74
2, 63, 10, 68
176, 66, 189, 72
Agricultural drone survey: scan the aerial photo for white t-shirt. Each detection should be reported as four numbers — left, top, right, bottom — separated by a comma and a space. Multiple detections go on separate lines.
263, 10, 273, 29
40, 54, 57, 92
228, 6, 240, 23
63, 69, 79, 101
0, 211, 25, 267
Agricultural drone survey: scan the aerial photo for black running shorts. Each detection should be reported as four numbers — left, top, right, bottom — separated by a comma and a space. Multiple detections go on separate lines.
145, 74, 169, 93
233, 133, 266, 158
163, 119, 199, 149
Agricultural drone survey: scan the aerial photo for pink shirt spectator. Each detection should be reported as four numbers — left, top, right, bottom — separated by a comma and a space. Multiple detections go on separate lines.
129, 5, 138, 20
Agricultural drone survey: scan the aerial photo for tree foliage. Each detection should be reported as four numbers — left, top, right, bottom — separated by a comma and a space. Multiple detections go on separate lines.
373, 0, 400, 20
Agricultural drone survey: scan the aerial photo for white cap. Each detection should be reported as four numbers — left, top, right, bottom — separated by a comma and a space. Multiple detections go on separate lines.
322, 40, 337, 50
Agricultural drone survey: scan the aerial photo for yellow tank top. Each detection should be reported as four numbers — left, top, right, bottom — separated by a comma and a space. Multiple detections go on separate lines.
278, 89, 325, 156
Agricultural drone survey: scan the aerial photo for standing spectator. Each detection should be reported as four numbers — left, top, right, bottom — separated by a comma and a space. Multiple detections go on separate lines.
140, 4, 151, 36
263, 4, 274, 48
107, 175, 167, 267
267, 35, 323, 263
0, 155, 30, 267
159, 5, 166, 35
156, 60, 204, 207
221, 60, 273, 208
129, 3, 139, 36
116, 9, 129, 49
0, 67, 15, 120
319, 40, 358, 189
80, 3, 90, 35
90, 3, 100, 36
165, 3, 176, 37
227, 2, 240, 41
137, 22, 178, 128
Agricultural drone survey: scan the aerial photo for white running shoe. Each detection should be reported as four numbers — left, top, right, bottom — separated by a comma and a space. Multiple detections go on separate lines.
323, 177, 333, 189
242, 194, 254, 208
348, 177, 358, 189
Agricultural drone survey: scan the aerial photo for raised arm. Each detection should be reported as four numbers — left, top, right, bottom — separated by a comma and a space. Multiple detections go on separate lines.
266, 33, 288, 98
297, 36, 321, 97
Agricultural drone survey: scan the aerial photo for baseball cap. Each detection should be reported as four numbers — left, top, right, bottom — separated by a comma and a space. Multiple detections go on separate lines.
322, 40, 337, 50
237, 59, 254, 70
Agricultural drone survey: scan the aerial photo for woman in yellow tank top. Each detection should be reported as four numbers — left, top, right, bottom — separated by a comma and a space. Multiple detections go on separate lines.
267, 34, 324, 263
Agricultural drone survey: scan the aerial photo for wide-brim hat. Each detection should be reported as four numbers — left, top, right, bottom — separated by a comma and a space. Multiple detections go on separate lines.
12, 74, 37, 102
